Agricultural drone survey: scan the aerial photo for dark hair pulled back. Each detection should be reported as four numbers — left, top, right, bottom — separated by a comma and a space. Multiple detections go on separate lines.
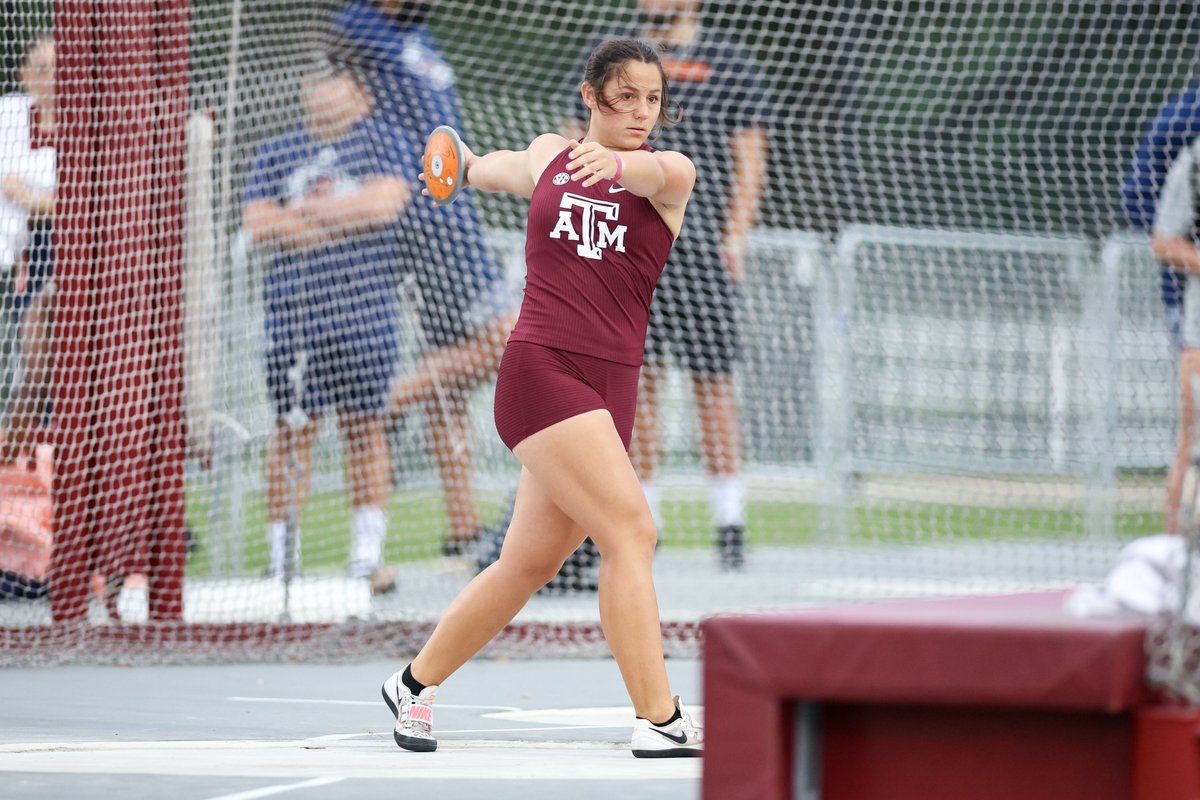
583, 36, 682, 135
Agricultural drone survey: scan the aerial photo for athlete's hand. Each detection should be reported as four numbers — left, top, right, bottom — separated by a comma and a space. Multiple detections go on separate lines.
459, 142, 478, 189
416, 168, 435, 202
566, 139, 619, 188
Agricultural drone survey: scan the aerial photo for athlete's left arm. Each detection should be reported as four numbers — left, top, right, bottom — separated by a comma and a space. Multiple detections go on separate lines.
723, 126, 768, 282
566, 140, 695, 207
459, 134, 567, 198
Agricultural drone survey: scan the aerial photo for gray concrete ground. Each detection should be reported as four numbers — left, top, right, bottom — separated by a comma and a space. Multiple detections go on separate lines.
0, 658, 703, 800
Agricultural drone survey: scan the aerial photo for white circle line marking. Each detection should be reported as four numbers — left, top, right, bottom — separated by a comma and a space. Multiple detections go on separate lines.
227, 696, 520, 712
202, 776, 345, 800
437, 725, 629, 734
0, 740, 701, 781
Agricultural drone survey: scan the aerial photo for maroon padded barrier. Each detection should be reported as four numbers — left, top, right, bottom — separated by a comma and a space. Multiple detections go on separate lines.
702, 591, 1151, 800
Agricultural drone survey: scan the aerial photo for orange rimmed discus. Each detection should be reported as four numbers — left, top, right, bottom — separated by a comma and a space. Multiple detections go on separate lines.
423, 125, 467, 204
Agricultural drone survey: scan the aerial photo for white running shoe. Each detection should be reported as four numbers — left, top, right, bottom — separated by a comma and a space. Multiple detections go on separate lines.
381, 669, 439, 752
631, 697, 703, 758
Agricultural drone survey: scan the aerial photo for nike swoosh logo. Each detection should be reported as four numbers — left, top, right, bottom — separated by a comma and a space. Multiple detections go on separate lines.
653, 728, 690, 745
608, 185, 627, 193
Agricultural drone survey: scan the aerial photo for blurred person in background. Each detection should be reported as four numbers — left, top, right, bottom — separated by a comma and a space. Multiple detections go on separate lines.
242, 64, 412, 593
0, 33, 54, 604
1123, 81, 1200, 534
565, 0, 772, 568
1152, 130, 1200, 537
331, 0, 519, 557
0, 33, 54, 468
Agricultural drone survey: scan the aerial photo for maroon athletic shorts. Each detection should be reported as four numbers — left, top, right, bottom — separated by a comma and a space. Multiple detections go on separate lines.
493, 340, 641, 451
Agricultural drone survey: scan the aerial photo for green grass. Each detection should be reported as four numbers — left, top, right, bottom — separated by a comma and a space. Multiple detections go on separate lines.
184, 484, 1161, 577
845, 505, 1160, 544
185, 486, 509, 577
662, 501, 1160, 550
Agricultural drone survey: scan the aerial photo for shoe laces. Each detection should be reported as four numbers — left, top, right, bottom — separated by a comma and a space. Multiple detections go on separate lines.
673, 699, 702, 741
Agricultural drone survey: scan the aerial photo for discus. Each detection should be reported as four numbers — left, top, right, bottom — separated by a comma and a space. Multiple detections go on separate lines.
423, 125, 466, 204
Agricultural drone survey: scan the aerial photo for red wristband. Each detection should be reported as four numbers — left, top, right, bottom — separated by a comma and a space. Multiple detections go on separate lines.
613, 153, 623, 183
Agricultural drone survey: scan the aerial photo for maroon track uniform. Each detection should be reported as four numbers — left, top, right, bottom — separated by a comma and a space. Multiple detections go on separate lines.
494, 145, 676, 450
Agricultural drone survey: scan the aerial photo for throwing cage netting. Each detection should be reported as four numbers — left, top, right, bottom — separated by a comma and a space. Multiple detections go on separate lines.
0, 0, 1198, 667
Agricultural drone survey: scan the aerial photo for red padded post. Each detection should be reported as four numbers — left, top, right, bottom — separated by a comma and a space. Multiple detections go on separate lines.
1133, 706, 1200, 800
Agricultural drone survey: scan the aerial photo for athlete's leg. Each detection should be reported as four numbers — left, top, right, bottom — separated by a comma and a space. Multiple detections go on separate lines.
409, 463, 587, 682
511, 410, 674, 722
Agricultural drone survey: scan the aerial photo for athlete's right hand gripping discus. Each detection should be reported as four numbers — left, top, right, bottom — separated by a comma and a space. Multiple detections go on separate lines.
423, 125, 467, 205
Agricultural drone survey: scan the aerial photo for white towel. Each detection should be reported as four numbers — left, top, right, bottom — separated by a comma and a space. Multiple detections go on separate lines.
1065, 534, 1187, 617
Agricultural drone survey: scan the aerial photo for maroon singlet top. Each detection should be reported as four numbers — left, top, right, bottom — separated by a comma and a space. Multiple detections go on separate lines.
508, 145, 676, 365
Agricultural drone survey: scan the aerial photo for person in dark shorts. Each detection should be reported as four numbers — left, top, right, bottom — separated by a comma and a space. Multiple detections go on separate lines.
1123, 79, 1200, 534
242, 65, 413, 593
331, 0, 519, 555
567, 0, 773, 568
379, 37, 704, 759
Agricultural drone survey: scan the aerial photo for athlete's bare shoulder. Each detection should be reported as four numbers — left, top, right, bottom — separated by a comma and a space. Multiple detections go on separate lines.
650, 149, 697, 206
528, 133, 571, 186
647, 149, 696, 237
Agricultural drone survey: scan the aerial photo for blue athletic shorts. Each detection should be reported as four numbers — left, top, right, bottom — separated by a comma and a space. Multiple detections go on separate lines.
264, 303, 401, 417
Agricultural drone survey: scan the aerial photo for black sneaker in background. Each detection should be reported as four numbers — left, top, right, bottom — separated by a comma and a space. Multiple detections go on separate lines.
717, 524, 745, 570
539, 538, 599, 594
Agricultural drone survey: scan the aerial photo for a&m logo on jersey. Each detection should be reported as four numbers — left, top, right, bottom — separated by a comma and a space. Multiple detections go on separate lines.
549, 192, 627, 261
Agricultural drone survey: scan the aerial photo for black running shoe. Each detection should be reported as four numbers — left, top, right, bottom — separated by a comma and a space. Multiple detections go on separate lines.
717, 524, 745, 570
